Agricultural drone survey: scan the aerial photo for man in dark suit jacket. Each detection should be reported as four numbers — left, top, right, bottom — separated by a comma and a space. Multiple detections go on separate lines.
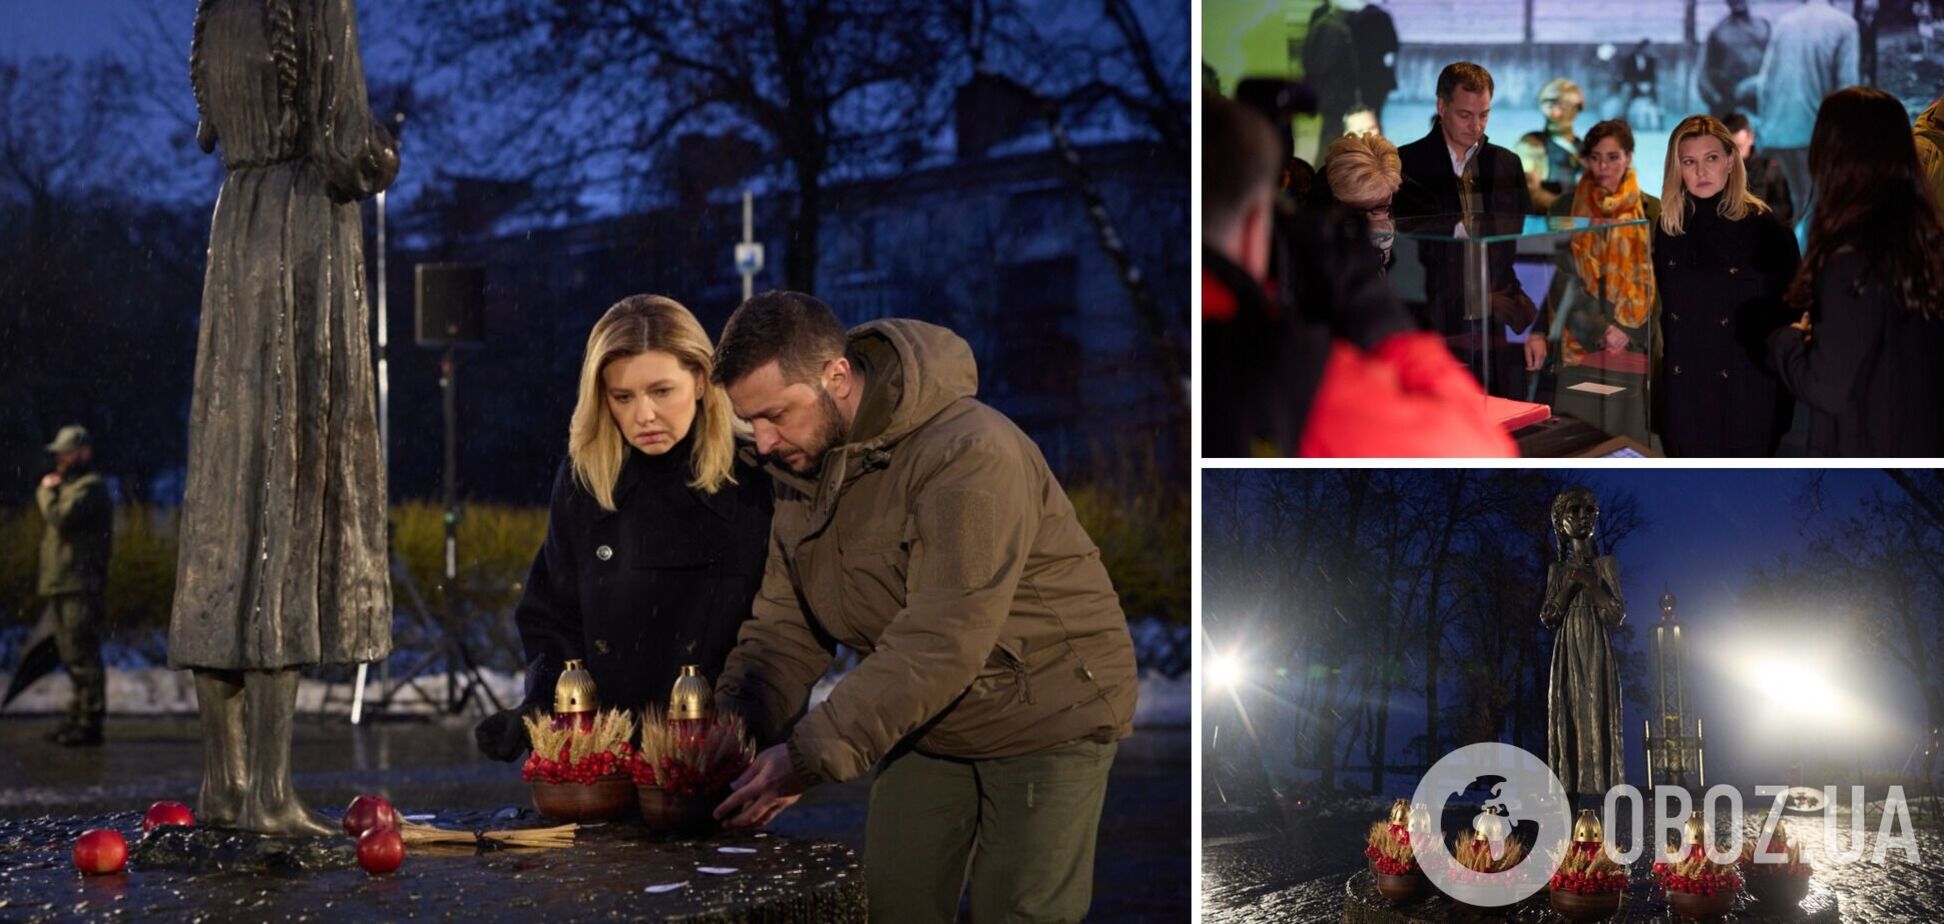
1393, 61, 1544, 400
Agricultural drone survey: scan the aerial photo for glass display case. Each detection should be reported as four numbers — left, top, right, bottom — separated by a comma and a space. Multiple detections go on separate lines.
1389, 213, 1656, 454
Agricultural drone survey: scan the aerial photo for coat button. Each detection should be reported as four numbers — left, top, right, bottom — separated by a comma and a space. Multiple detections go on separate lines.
1729, 267, 1740, 275
595, 639, 610, 655
1720, 369, 1729, 379
1720, 316, 1730, 326
1670, 313, 1680, 321
1673, 365, 1682, 375
596, 545, 613, 561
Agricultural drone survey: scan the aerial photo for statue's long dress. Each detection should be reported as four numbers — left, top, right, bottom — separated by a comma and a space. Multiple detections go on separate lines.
1543, 555, 1626, 796
168, 0, 396, 671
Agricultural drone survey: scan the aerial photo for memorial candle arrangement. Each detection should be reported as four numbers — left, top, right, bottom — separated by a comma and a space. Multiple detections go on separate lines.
1653, 811, 1743, 919
522, 662, 639, 821
1364, 798, 1428, 902
1549, 809, 1628, 921
629, 665, 755, 835
1739, 815, 1812, 907
1364, 799, 1420, 876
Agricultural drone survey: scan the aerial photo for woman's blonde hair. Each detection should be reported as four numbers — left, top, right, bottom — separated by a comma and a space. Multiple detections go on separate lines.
1659, 114, 1769, 235
1323, 132, 1403, 210
570, 295, 737, 509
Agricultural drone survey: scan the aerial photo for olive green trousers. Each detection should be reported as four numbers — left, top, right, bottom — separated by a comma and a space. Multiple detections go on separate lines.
47, 594, 106, 730
864, 737, 1118, 923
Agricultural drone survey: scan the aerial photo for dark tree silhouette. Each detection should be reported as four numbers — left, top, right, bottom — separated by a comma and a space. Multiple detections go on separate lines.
404, 0, 957, 292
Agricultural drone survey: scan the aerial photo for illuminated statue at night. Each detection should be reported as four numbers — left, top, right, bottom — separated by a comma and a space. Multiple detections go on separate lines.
1540, 486, 1626, 804
169, 0, 399, 836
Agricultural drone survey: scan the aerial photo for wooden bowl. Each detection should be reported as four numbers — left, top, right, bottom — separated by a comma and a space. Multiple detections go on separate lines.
530, 774, 636, 822
637, 784, 722, 837
1666, 888, 1735, 920
1550, 887, 1623, 921
1373, 870, 1428, 903
1745, 872, 1810, 908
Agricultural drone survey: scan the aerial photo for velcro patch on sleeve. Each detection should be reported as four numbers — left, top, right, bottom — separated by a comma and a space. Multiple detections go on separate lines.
920, 489, 996, 589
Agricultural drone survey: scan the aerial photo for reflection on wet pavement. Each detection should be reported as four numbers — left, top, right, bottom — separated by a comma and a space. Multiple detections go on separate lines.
1205, 796, 1944, 923
0, 716, 1189, 921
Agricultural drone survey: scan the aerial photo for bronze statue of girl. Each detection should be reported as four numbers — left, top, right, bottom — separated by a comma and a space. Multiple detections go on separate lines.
169, 0, 398, 836
1541, 486, 1626, 805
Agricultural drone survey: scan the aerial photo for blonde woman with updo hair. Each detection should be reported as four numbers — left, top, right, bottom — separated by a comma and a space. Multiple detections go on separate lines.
472, 295, 774, 762
1322, 131, 1404, 271
1652, 114, 1800, 457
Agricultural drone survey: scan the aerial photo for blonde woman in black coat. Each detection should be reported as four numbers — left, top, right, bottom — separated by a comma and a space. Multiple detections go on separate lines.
1652, 114, 1800, 457
474, 296, 772, 760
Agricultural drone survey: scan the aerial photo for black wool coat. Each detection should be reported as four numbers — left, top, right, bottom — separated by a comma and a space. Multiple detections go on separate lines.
514, 432, 772, 714
1394, 128, 1536, 335
1652, 194, 1800, 457
1769, 249, 1944, 457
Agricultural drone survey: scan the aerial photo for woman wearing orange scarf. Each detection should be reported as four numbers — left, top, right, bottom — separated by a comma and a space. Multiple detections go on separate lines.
1545, 119, 1660, 445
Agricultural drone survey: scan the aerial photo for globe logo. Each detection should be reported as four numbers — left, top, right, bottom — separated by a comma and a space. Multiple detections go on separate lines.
1407, 742, 1574, 907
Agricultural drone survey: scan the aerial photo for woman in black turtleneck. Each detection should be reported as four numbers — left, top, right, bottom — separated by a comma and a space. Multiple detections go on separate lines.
1652, 115, 1801, 457
473, 295, 772, 761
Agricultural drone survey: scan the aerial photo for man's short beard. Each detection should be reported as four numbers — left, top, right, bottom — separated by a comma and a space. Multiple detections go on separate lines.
790, 386, 851, 475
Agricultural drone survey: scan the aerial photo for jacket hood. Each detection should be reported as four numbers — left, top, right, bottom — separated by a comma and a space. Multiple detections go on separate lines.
845, 319, 978, 448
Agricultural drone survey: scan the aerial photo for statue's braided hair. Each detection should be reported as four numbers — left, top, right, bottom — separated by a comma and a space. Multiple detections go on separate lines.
265, 0, 299, 141
189, 0, 210, 129
190, 0, 302, 146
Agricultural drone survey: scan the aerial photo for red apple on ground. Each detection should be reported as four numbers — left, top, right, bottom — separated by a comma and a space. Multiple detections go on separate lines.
142, 801, 195, 832
73, 829, 127, 875
356, 827, 404, 875
342, 794, 398, 838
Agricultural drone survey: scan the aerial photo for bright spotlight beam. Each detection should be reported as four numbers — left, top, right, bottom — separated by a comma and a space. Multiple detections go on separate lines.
1207, 652, 1245, 691
1747, 656, 1845, 721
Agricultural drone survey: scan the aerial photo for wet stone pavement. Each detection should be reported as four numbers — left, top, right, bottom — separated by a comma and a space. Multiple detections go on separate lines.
1203, 797, 1944, 924
0, 716, 1189, 921
0, 810, 864, 922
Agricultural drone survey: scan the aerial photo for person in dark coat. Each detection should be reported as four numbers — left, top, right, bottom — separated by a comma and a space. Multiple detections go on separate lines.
1698, 0, 1772, 117
1725, 113, 1795, 227
473, 296, 773, 761
1617, 40, 1664, 130
1302, 1, 1360, 163
1653, 115, 1800, 457
1350, 0, 1400, 130
1394, 62, 1547, 399
1768, 88, 1944, 456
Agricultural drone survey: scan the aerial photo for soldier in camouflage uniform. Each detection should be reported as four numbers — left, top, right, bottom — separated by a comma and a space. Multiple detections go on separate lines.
36, 425, 112, 746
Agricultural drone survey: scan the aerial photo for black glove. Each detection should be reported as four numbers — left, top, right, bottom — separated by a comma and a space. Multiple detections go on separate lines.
474, 703, 544, 762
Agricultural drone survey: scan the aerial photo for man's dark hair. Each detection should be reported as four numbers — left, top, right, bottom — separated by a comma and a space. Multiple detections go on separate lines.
712, 290, 848, 386
1203, 91, 1284, 239
1435, 62, 1495, 104
1722, 112, 1752, 135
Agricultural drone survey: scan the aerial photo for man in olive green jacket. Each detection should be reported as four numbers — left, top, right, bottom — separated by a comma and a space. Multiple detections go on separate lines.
709, 292, 1138, 923
35, 425, 113, 745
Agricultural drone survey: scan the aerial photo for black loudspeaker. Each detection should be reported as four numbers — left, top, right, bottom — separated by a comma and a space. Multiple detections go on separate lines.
414, 263, 486, 346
